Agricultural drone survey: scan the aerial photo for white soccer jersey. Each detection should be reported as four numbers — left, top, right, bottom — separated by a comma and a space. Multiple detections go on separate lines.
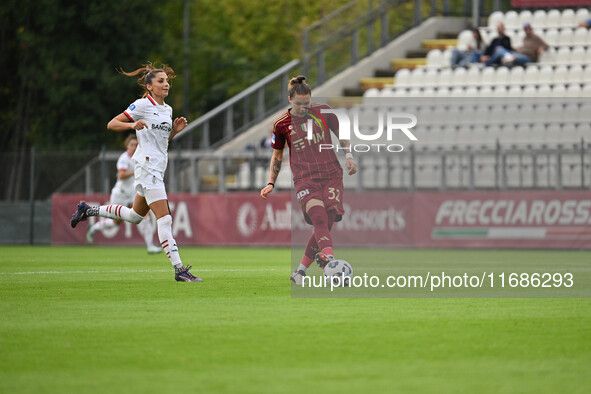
111, 151, 135, 200
123, 95, 173, 177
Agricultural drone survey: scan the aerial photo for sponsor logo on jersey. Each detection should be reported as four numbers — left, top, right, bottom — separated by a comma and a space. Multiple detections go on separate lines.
129, 104, 136, 111
152, 122, 172, 132
271, 134, 276, 144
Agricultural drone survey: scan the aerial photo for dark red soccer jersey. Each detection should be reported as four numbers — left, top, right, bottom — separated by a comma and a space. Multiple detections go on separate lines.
271, 103, 343, 181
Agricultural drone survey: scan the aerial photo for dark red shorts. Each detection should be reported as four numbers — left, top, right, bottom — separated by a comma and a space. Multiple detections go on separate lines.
294, 177, 345, 224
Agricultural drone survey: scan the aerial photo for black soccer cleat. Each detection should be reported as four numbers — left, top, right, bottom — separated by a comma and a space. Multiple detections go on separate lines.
71, 201, 91, 228
175, 265, 203, 282
315, 252, 335, 268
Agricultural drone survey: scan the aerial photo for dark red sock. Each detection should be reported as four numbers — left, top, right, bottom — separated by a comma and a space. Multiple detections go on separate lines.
307, 206, 333, 254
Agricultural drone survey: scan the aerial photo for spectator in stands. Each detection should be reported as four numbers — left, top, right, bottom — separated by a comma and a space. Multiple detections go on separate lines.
450, 28, 485, 68
485, 23, 548, 67
480, 23, 513, 66
579, 19, 591, 29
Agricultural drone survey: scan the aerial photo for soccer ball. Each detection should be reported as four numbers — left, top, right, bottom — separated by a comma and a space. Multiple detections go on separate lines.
324, 259, 353, 287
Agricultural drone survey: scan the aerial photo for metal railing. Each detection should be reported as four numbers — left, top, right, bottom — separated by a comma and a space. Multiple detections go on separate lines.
50, 143, 590, 196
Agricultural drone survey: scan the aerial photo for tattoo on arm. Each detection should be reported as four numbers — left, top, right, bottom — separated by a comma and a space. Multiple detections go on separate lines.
271, 157, 282, 182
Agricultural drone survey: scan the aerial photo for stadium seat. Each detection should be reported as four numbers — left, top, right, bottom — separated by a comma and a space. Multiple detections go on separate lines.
558, 29, 574, 46
494, 66, 510, 85
536, 84, 551, 98
552, 65, 569, 83
395, 69, 411, 87
452, 67, 467, 86
456, 30, 474, 51
509, 66, 525, 85
513, 31, 525, 48
570, 46, 586, 64
568, 65, 584, 83
409, 68, 425, 86
492, 85, 506, 97
507, 85, 523, 99
556, 47, 571, 64
442, 49, 453, 69
532, 10, 547, 28
438, 69, 452, 86
538, 65, 554, 84
426, 49, 443, 68
546, 9, 561, 28
561, 9, 576, 27
522, 84, 538, 97
480, 67, 496, 85
544, 28, 559, 46
364, 88, 380, 97
505, 11, 520, 29
488, 11, 504, 29
465, 67, 480, 86
551, 83, 567, 97
519, 10, 533, 27
573, 27, 589, 46
575, 8, 590, 25
586, 48, 591, 64
566, 84, 581, 98
539, 47, 556, 64
478, 86, 493, 97
524, 66, 539, 85
423, 68, 438, 86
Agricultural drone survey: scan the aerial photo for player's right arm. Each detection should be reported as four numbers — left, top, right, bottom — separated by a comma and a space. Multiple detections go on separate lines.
107, 113, 147, 132
260, 148, 283, 199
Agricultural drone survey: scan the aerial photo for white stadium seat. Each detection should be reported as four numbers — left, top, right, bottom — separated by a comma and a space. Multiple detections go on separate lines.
465, 66, 481, 86
481, 67, 496, 85
566, 84, 581, 98
442, 49, 453, 69
575, 8, 590, 25
532, 10, 547, 28
509, 66, 525, 85
538, 65, 554, 84
409, 68, 425, 86
364, 88, 380, 97
438, 69, 452, 86
505, 11, 520, 29
488, 11, 504, 29
519, 10, 533, 27
546, 9, 561, 28
513, 31, 525, 48
553, 65, 569, 84
494, 66, 510, 85
539, 47, 556, 64
457, 30, 474, 51
552, 83, 567, 97
452, 67, 467, 86
561, 9, 576, 27
570, 46, 586, 64
522, 84, 538, 97
568, 65, 584, 83
395, 69, 411, 87
558, 29, 574, 46
573, 27, 589, 46
543, 28, 559, 46
556, 47, 571, 64
524, 66, 539, 84
426, 49, 443, 68
586, 48, 591, 63
424, 68, 438, 86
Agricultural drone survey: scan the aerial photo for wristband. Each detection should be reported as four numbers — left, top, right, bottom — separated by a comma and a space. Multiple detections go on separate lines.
345, 152, 354, 160
267, 182, 275, 188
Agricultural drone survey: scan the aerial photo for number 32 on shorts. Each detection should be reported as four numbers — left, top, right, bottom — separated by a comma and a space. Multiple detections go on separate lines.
328, 187, 341, 202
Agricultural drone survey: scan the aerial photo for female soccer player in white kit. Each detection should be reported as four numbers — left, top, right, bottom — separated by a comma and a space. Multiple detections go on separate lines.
71, 63, 202, 282
85, 134, 162, 254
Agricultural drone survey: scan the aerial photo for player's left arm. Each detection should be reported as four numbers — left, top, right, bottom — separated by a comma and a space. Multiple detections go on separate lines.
169, 117, 188, 141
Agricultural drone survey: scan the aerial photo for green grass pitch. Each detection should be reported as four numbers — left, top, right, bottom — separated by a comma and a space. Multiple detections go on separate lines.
1, 246, 590, 393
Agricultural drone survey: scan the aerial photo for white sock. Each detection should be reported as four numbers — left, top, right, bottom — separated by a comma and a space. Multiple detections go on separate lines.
157, 215, 182, 268
297, 264, 307, 273
137, 217, 155, 247
98, 204, 143, 224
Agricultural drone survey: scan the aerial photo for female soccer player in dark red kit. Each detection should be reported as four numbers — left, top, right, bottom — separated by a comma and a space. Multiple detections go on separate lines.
260, 76, 357, 284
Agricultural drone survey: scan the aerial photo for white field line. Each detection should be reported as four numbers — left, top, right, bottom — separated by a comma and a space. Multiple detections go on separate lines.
0, 268, 284, 275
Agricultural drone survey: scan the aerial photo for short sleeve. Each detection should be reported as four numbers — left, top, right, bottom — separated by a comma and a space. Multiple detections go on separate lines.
271, 123, 285, 150
116, 153, 129, 171
123, 98, 146, 122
